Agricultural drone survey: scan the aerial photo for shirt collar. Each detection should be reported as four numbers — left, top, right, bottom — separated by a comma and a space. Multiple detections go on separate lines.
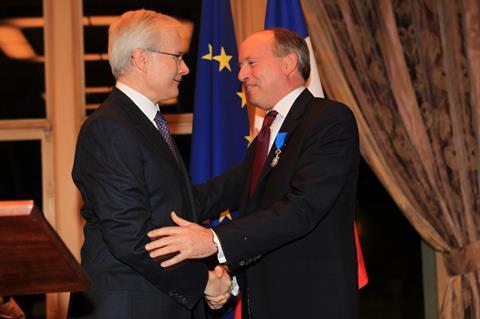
270, 86, 306, 118
116, 82, 159, 122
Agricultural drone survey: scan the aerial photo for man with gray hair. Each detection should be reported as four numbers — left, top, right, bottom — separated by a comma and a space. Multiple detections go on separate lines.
68, 9, 231, 319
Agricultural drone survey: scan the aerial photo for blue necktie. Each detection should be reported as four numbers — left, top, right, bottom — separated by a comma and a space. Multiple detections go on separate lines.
154, 110, 177, 160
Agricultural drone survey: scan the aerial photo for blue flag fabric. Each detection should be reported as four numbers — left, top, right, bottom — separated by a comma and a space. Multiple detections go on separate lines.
190, 2, 249, 318
190, 0, 249, 185
265, 0, 308, 36
264, 0, 324, 98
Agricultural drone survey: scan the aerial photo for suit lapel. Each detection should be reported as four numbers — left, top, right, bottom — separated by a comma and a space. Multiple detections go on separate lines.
111, 88, 195, 222
111, 88, 177, 166
249, 89, 314, 199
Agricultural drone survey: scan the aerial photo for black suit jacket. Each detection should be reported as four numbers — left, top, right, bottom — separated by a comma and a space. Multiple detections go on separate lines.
196, 90, 359, 319
69, 88, 208, 319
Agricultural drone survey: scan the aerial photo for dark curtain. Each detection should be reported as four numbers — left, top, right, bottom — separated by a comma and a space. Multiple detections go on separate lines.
301, 0, 480, 317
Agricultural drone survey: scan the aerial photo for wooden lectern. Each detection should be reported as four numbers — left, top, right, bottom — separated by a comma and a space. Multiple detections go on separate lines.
0, 200, 90, 295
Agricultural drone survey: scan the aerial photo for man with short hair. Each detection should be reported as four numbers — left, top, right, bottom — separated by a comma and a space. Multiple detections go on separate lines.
68, 9, 231, 319
146, 28, 360, 318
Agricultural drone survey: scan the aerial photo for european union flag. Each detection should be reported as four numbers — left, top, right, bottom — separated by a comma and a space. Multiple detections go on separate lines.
190, 0, 249, 185
190, 1, 248, 317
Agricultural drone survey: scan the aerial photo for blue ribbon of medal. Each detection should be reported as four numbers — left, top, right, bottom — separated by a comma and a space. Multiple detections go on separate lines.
271, 132, 287, 167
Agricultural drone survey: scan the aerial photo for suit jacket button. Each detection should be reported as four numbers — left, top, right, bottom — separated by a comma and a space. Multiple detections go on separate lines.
239, 260, 245, 266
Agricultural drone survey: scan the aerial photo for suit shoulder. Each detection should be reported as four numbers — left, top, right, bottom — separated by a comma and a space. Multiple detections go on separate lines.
77, 107, 138, 152
82, 89, 132, 124
309, 98, 353, 115
79, 110, 120, 137
304, 98, 356, 126
80, 96, 132, 132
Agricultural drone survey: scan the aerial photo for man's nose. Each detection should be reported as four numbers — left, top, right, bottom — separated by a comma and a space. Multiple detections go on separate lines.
238, 65, 248, 82
179, 59, 189, 75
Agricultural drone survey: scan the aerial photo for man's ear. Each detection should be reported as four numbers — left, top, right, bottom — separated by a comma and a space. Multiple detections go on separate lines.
282, 52, 298, 76
131, 48, 148, 72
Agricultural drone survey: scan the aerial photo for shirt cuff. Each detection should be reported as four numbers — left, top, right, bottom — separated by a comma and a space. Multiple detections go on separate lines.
231, 276, 240, 296
210, 230, 238, 296
210, 229, 227, 263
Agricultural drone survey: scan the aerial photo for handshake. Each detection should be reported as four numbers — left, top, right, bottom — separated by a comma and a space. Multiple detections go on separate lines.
204, 265, 233, 309
145, 212, 235, 310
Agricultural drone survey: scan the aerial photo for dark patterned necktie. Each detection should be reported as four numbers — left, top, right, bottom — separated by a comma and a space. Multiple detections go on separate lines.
249, 110, 278, 196
154, 110, 177, 160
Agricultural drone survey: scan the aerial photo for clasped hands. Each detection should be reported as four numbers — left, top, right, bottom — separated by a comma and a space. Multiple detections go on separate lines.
145, 211, 231, 309
205, 265, 232, 309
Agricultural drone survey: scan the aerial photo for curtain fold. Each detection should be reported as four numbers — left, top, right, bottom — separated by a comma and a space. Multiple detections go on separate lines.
302, 0, 480, 317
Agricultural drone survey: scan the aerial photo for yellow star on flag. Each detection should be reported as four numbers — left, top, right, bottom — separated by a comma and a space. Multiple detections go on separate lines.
218, 210, 233, 223
213, 46, 232, 71
237, 89, 247, 108
202, 43, 213, 60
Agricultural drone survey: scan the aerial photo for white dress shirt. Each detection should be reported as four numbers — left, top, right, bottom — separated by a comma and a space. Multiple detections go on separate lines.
267, 86, 305, 152
116, 82, 160, 128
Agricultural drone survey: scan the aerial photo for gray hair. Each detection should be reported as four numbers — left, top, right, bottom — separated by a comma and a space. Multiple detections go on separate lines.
270, 28, 310, 81
108, 9, 179, 79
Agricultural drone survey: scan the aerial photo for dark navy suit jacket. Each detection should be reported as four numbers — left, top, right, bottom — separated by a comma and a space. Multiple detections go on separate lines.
196, 89, 360, 319
68, 88, 208, 319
